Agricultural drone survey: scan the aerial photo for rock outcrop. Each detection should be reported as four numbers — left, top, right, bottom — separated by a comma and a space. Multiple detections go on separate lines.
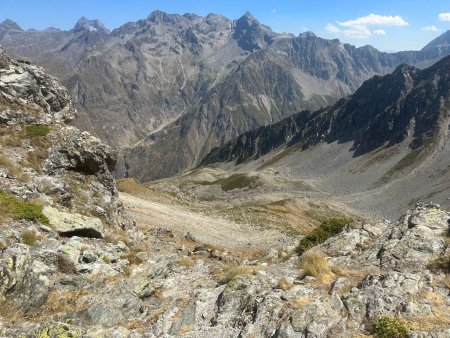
1, 185, 448, 337
0, 47, 129, 229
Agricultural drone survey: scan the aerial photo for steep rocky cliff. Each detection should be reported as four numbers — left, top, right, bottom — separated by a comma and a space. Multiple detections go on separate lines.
203, 55, 450, 169
199, 56, 450, 219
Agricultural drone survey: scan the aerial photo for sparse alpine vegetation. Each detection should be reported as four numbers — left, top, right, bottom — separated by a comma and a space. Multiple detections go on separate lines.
296, 217, 352, 255
26, 124, 50, 138
0, 189, 49, 225
372, 316, 409, 338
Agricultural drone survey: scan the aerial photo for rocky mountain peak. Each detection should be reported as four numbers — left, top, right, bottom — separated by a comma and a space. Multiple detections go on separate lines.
421, 29, 450, 51
232, 11, 275, 51
0, 19, 23, 31
298, 31, 317, 38
72, 16, 110, 34
242, 11, 255, 20
146, 10, 181, 24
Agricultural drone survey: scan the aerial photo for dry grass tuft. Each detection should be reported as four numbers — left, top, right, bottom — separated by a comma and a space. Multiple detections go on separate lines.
57, 254, 75, 274
24, 135, 51, 174
121, 248, 144, 266
0, 299, 21, 322
0, 154, 29, 182
103, 230, 129, 245
177, 325, 193, 335
178, 256, 194, 267
37, 289, 89, 318
20, 229, 37, 246
218, 264, 262, 285
299, 251, 334, 284
288, 297, 312, 309
277, 277, 294, 291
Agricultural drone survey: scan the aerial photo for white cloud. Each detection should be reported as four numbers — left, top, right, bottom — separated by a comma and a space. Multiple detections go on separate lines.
324, 13, 408, 39
422, 25, 440, 32
338, 14, 409, 27
342, 25, 372, 38
438, 13, 450, 21
372, 29, 386, 35
325, 23, 341, 33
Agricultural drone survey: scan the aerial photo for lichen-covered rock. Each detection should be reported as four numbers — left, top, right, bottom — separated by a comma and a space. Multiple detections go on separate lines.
43, 206, 104, 238
0, 244, 49, 314
357, 203, 449, 271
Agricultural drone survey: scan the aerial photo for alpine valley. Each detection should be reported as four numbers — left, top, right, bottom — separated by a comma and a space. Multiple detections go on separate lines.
0, 9, 449, 338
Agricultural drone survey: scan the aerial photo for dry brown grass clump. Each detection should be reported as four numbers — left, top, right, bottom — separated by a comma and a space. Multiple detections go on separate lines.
218, 264, 262, 285
57, 254, 75, 274
0, 299, 21, 322
178, 256, 194, 267
277, 277, 294, 290
177, 325, 193, 334
24, 135, 51, 174
0, 154, 29, 182
299, 251, 334, 284
288, 297, 312, 309
20, 229, 37, 246
37, 289, 89, 318
103, 230, 130, 245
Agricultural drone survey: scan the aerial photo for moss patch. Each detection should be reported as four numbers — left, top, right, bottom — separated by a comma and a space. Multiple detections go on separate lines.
0, 189, 49, 225
26, 124, 50, 138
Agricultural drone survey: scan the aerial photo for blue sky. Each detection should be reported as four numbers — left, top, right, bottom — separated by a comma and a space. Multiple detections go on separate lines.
1, 0, 449, 51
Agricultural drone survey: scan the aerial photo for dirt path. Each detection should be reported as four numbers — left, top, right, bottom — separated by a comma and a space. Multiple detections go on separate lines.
120, 192, 295, 249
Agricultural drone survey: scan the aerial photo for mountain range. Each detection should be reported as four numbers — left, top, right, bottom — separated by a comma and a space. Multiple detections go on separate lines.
202, 56, 450, 217
1, 12, 450, 181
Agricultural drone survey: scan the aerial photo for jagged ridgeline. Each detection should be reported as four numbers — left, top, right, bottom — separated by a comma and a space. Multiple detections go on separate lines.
1, 13, 450, 180
201, 56, 450, 217
203, 56, 450, 165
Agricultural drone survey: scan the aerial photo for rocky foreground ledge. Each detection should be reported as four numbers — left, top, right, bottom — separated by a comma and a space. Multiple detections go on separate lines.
0, 202, 448, 337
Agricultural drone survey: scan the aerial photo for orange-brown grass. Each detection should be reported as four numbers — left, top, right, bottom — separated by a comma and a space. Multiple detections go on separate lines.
116, 178, 153, 197
216, 264, 262, 285
277, 277, 294, 291
299, 251, 334, 284
35, 289, 90, 319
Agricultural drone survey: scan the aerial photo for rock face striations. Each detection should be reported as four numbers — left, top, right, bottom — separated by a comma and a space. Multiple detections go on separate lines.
203, 56, 450, 164
1, 13, 450, 180
201, 56, 450, 217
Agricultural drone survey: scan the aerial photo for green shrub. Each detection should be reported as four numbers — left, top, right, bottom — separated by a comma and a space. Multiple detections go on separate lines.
373, 316, 409, 338
0, 189, 49, 225
296, 217, 352, 255
26, 124, 49, 138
